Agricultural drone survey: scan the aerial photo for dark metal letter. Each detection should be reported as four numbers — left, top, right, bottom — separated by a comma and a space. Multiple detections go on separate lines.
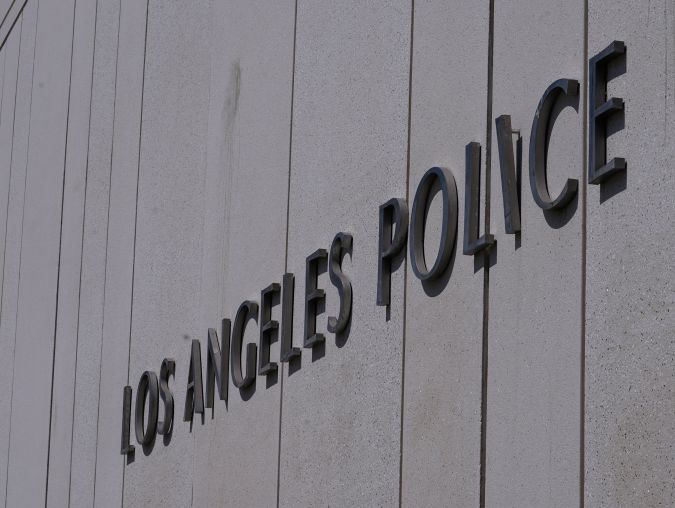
206, 319, 230, 408
259, 284, 280, 375
409, 166, 458, 281
231, 300, 258, 389
304, 249, 327, 347
463, 142, 495, 254
529, 79, 579, 210
280, 273, 301, 362
327, 232, 353, 334
135, 371, 159, 446
183, 339, 204, 422
495, 115, 521, 233
158, 358, 175, 436
120, 386, 135, 455
377, 198, 408, 306
589, 40, 626, 184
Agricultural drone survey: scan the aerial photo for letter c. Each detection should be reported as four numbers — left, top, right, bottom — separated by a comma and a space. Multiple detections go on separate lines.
529, 78, 579, 210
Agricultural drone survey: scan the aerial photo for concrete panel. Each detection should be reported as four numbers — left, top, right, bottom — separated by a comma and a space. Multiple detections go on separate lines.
0, 0, 26, 52
92, 0, 148, 505
278, 1, 410, 506
0, 14, 19, 323
191, 1, 295, 506
46, 0, 97, 505
0, 49, 5, 116
0, 5, 34, 502
4, 0, 75, 503
0, 0, 12, 25
68, 0, 119, 505
401, 2, 489, 506
485, 1, 585, 506
585, 1, 675, 505
121, 1, 210, 506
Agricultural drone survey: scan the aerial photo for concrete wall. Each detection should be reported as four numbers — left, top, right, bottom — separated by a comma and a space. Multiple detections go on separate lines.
586, 1, 675, 506
401, 2, 489, 506
0, 1, 673, 507
486, 2, 585, 507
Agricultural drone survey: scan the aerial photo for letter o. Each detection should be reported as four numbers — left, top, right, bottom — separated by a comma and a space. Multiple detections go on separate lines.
409, 166, 458, 281
135, 370, 159, 446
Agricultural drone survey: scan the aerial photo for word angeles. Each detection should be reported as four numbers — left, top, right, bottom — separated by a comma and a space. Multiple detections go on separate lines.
120, 41, 626, 456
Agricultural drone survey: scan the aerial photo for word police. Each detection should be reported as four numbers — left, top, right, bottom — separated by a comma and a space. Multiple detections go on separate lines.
121, 41, 625, 455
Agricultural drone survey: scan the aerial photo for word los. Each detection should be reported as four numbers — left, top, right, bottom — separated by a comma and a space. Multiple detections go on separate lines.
121, 41, 625, 456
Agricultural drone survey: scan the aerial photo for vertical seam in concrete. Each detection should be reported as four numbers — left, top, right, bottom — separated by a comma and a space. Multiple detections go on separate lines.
44, 0, 78, 503
398, 1, 413, 507
0, 19, 20, 508
66, 0, 98, 504
0, 5, 28, 56
91, 0, 122, 503
0, 13, 21, 342
0, 0, 17, 33
0, 1, 27, 55
276, 1, 298, 506
580, 0, 588, 506
479, 1, 495, 507
282, 4, 297, 283
119, 1, 150, 506
1, 46, 6, 116
0, 50, 7, 324
191, 4, 214, 506
3, 3, 38, 504
0, 0, 19, 35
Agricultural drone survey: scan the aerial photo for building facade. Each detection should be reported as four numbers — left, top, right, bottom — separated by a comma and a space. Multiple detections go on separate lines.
0, 0, 672, 506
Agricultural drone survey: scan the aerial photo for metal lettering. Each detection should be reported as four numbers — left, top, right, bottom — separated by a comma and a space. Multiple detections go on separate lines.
377, 198, 408, 306
280, 273, 301, 362
463, 142, 495, 254
495, 115, 521, 233
183, 339, 204, 422
206, 319, 230, 407
327, 232, 353, 334
409, 166, 458, 281
589, 40, 626, 184
529, 78, 580, 210
231, 300, 258, 388
259, 284, 280, 375
135, 371, 159, 446
120, 386, 135, 455
304, 249, 327, 347
158, 358, 175, 435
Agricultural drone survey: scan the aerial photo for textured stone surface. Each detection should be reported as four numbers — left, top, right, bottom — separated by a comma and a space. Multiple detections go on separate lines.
4, 0, 75, 504
0, 29, 17, 508
0, 1, 673, 505
277, 1, 410, 506
95, 0, 150, 506
401, 1, 490, 506
0, 19, 20, 483
0, 0, 11, 23
0, 22, 16, 296
585, 1, 675, 506
46, 0, 97, 504
0, 6, 35, 502
120, 1, 211, 506
191, 1, 295, 507
68, 0, 119, 504
485, 1, 585, 506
